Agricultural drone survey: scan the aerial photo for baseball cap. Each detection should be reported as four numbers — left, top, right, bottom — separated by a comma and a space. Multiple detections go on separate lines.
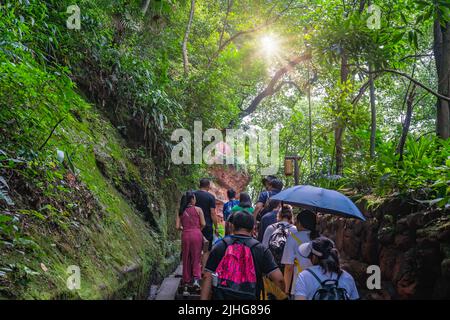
298, 237, 336, 258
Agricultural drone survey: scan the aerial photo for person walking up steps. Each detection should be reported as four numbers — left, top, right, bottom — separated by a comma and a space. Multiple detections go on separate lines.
260, 204, 296, 300
194, 178, 218, 273
200, 211, 285, 300
223, 189, 239, 235
257, 199, 281, 242
262, 204, 297, 255
223, 189, 239, 221
230, 192, 254, 215
176, 191, 206, 295
281, 209, 318, 298
253, 178, 283, 222
295, 237, 359, 300
229, 192, 255, 236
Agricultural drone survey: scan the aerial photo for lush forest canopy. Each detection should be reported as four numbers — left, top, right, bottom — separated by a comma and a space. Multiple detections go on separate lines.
0, 3, 449, 222
1, 0, 449, 204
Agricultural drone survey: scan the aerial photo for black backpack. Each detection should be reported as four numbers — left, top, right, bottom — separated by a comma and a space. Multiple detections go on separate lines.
306, 269, 350, 300
268, 223, 288, 267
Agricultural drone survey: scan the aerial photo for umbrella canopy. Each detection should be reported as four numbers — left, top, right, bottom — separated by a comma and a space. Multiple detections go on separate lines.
271, 185, 366, 221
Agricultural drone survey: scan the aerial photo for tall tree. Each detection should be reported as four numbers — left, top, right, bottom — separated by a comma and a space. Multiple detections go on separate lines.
369, 63, 376, 158
335, 53, 349, 175
182, 0, 195, 76
397, 85, 417, 160
434, 18, 450, 139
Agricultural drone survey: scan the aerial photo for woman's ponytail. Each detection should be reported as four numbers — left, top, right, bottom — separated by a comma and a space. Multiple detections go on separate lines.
179, 191, 195, 216
279, 204, 293, 221
310, 238, 342, 275
318, 247, 341, 275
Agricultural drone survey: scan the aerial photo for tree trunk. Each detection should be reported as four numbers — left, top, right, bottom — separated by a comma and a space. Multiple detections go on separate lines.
334, 126, 344, 175
369, 64, 376, 158
219, 0, 233, 48
335, 53, 349, 175
434, 19, 450, 139
182, 0, 195, 76
397, 85, 416, 161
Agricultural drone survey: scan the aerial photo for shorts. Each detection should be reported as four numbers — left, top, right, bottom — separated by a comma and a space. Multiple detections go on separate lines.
202, 225, 213, 251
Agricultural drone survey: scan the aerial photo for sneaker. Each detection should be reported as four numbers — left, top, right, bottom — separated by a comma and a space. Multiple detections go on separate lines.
183, 286, 190, 297
193, 279, 200, 289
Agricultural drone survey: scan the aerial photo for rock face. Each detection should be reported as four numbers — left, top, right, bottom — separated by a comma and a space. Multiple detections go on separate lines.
318, 197, 450, 300
207, 165, 251, 218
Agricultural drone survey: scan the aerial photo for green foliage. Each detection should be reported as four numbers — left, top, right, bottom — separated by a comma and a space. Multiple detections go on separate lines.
329, 137, 450, 206
1, 0, 450, 299
0, 0, 184, 299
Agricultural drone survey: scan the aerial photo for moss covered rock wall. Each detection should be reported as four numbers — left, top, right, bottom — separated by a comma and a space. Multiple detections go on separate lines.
0, 57, 179, 299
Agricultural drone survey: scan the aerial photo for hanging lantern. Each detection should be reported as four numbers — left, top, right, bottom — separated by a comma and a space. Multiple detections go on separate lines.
284, 158, 294, 176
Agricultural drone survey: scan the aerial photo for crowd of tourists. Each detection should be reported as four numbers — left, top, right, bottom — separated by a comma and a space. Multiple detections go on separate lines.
176, 176, 359, 300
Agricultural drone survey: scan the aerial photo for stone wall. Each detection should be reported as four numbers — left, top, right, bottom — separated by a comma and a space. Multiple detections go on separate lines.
318, 196, 450, 299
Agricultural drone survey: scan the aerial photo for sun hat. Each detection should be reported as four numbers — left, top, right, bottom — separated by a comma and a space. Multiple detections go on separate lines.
298, 236, 336, 258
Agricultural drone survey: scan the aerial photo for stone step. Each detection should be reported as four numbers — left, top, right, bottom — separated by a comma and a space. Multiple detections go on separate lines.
173, 264, 183, 277
155, 277, 182, 300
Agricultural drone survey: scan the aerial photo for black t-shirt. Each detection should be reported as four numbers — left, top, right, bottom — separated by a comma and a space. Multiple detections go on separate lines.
194, 190, 216, 226
205, 235, 279, 298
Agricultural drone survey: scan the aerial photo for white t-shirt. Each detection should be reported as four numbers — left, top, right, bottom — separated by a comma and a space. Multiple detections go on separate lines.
294, 265, 360, 300
262, 221, 297, 248
280, 230, 313, 294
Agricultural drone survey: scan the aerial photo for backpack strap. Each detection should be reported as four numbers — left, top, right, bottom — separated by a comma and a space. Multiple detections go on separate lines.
291, 233, 303, 273
243, 237, 265, 300
291, 232, 302, 245
307, 268, 341, 287
305, 268, 323, 287
221, 237, 233, 246
244, 237, 260, 249
336, 272, 342, 285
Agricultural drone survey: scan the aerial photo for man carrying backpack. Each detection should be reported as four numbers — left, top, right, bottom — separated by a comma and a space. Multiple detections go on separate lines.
194, 178, 218, 273
294, 237, 359, 300
223, 189, 239, 236
200, 211, 285, 300
223, 189, 239, 222
253, 178, 283, 223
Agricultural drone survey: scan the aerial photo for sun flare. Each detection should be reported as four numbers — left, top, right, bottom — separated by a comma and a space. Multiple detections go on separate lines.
260, 35, 279, 56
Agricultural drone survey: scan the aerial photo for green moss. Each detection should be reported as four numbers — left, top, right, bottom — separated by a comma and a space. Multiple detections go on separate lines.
0, 58, 178, 300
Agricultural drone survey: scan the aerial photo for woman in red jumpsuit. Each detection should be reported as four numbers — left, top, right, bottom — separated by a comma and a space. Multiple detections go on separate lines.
176, 191, 206, 292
